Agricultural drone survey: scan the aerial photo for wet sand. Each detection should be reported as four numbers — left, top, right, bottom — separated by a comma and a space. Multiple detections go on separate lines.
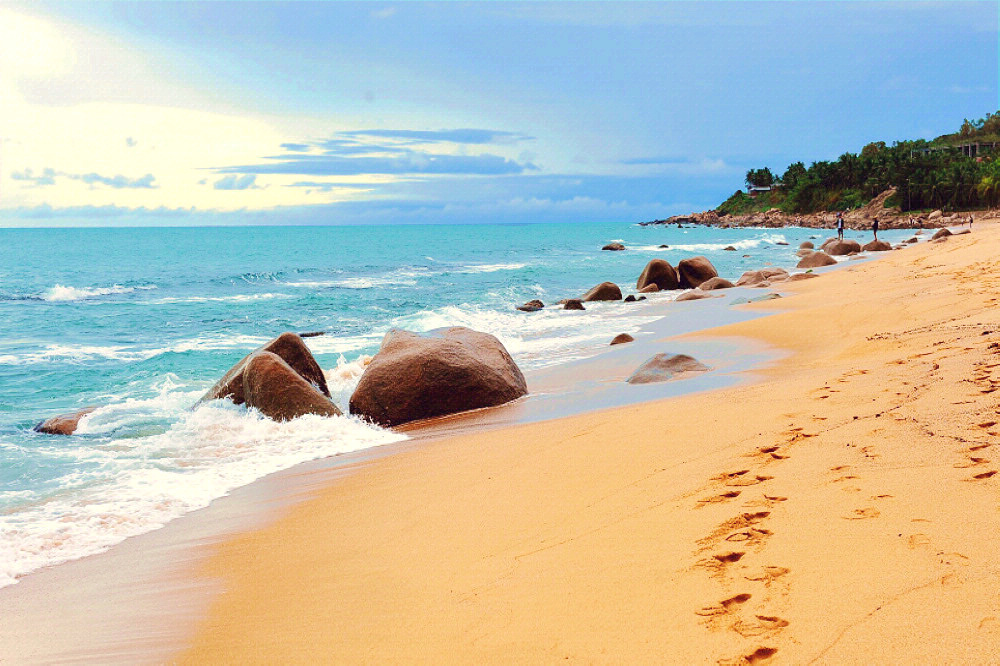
176, 220, 1000, 662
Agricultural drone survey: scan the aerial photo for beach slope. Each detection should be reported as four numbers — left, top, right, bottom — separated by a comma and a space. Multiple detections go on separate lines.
181, 223, 1000, 664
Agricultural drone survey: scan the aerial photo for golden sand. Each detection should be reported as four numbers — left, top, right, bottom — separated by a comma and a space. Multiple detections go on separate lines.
181, 222, 1000, 664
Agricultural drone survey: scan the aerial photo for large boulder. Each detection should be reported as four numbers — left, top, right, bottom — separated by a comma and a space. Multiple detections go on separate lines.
636, 259, 679, 291
349, 327, 527, 427
735, 267, 788, 287
796, 251, 837, 268
697, 276, 735, 291
243, 352, 342, 422
862, 240, 892, 252
626, 353, 709, 384
602, 242, 625, 251
824, 239, 862, 256
676, 256, 719, 289
931, 228, 952, 240
799, 241, 814, 250
33, 407, 97, 435
200, 332, 329, 405
582, 281, 623, 302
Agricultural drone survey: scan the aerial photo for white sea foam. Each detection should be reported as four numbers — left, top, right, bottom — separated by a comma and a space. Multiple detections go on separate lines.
454, 262, 528, 274
636, 233, 789, 253
0, 335, 273, 366
42, 284, 156, 302
286, 276, 418, 289
389, 300, 660, 370
0, 383, 405, 588
146, 293, 292, 305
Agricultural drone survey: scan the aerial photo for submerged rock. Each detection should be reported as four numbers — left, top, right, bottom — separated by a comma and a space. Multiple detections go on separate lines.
33, 407, 97, 436
349, 327, 527, 427
626, 353, 710, 384
517, 299, 545, 312
564, 299, 586, 311
602, 242, 625, 251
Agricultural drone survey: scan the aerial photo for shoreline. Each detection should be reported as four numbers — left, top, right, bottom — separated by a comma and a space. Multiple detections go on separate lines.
177, 220, 1000, 662
2, 221, 995, 662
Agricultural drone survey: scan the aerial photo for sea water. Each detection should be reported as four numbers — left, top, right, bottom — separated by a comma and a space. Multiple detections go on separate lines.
0, 222, 916, 586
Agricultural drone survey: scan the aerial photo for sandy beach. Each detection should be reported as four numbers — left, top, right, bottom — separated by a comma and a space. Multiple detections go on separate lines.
169, 219, 1000, 663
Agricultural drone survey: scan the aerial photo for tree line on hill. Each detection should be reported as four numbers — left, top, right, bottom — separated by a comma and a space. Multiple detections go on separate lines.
720, 111, 1000, 216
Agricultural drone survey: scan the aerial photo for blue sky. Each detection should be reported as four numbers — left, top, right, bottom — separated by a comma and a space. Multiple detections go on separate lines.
1, 1, 996, 226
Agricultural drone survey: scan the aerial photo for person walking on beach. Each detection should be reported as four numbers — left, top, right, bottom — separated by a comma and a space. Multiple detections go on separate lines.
836, 212, 845, 240
871, 217, 879, 242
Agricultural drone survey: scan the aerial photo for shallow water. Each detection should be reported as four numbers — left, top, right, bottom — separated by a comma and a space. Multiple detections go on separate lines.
0, 222, 915, 587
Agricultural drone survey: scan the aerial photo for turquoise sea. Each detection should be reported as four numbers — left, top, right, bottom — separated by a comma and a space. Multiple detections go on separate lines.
0, 222, 915, 586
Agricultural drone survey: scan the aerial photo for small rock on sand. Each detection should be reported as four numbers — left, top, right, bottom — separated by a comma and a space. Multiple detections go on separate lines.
610, 333, 634, 345
626, 353, 709, 384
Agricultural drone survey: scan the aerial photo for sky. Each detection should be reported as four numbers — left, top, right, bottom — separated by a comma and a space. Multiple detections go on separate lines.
1, 1, 997, 227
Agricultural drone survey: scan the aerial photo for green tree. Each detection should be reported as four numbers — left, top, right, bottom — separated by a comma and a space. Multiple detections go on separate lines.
745, 167, 775, 189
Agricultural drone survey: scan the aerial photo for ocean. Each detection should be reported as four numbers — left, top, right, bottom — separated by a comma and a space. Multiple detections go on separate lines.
0, 221, 916, 587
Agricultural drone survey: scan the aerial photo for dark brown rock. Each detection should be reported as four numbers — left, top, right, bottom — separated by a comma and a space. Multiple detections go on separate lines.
624, 294, 636, 302
796, 251, 837, 268
299, 331, 325, 338
582, 281, 622, 302
517, 299, 544, 312
602, 242, 625, 251
697, 276, 735, 291
200, 332, 329, 405
638, 283, 660, 294
243, 352, 342, 422
932, 228, 952, 240
349, 327, 527, 427
799, 241, 814, 249
33, 407, 97, 435
862, 240, 892, 252
824, 239, 862, 256
626, 353, 709, 384
676, 256, 719, 289
735, 267, 789, 287
723, 245, 737, 251
675, 291, 717, 302
564, 299, 585, 310
610, 333, 635, 345
636, 259, 679, 291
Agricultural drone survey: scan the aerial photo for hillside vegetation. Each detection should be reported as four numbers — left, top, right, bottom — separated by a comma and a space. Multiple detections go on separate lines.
720, 111, 1000, 216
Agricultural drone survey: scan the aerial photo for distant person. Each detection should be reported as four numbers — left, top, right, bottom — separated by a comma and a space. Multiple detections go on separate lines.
872, 217, 879, 241
836, 212, 845, 240
969, 214, 974, 229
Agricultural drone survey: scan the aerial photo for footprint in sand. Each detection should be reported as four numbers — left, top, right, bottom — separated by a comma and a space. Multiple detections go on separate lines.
718, 646, 778, 665
733, 615, 790, 638
954, 457, 990, 468
907, 533, 931, 549
970, 470, 997, 480
745, 566, 790, 587
695, 593, 752, 617
843, 507, 880, 520
698, 490, 742, 506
